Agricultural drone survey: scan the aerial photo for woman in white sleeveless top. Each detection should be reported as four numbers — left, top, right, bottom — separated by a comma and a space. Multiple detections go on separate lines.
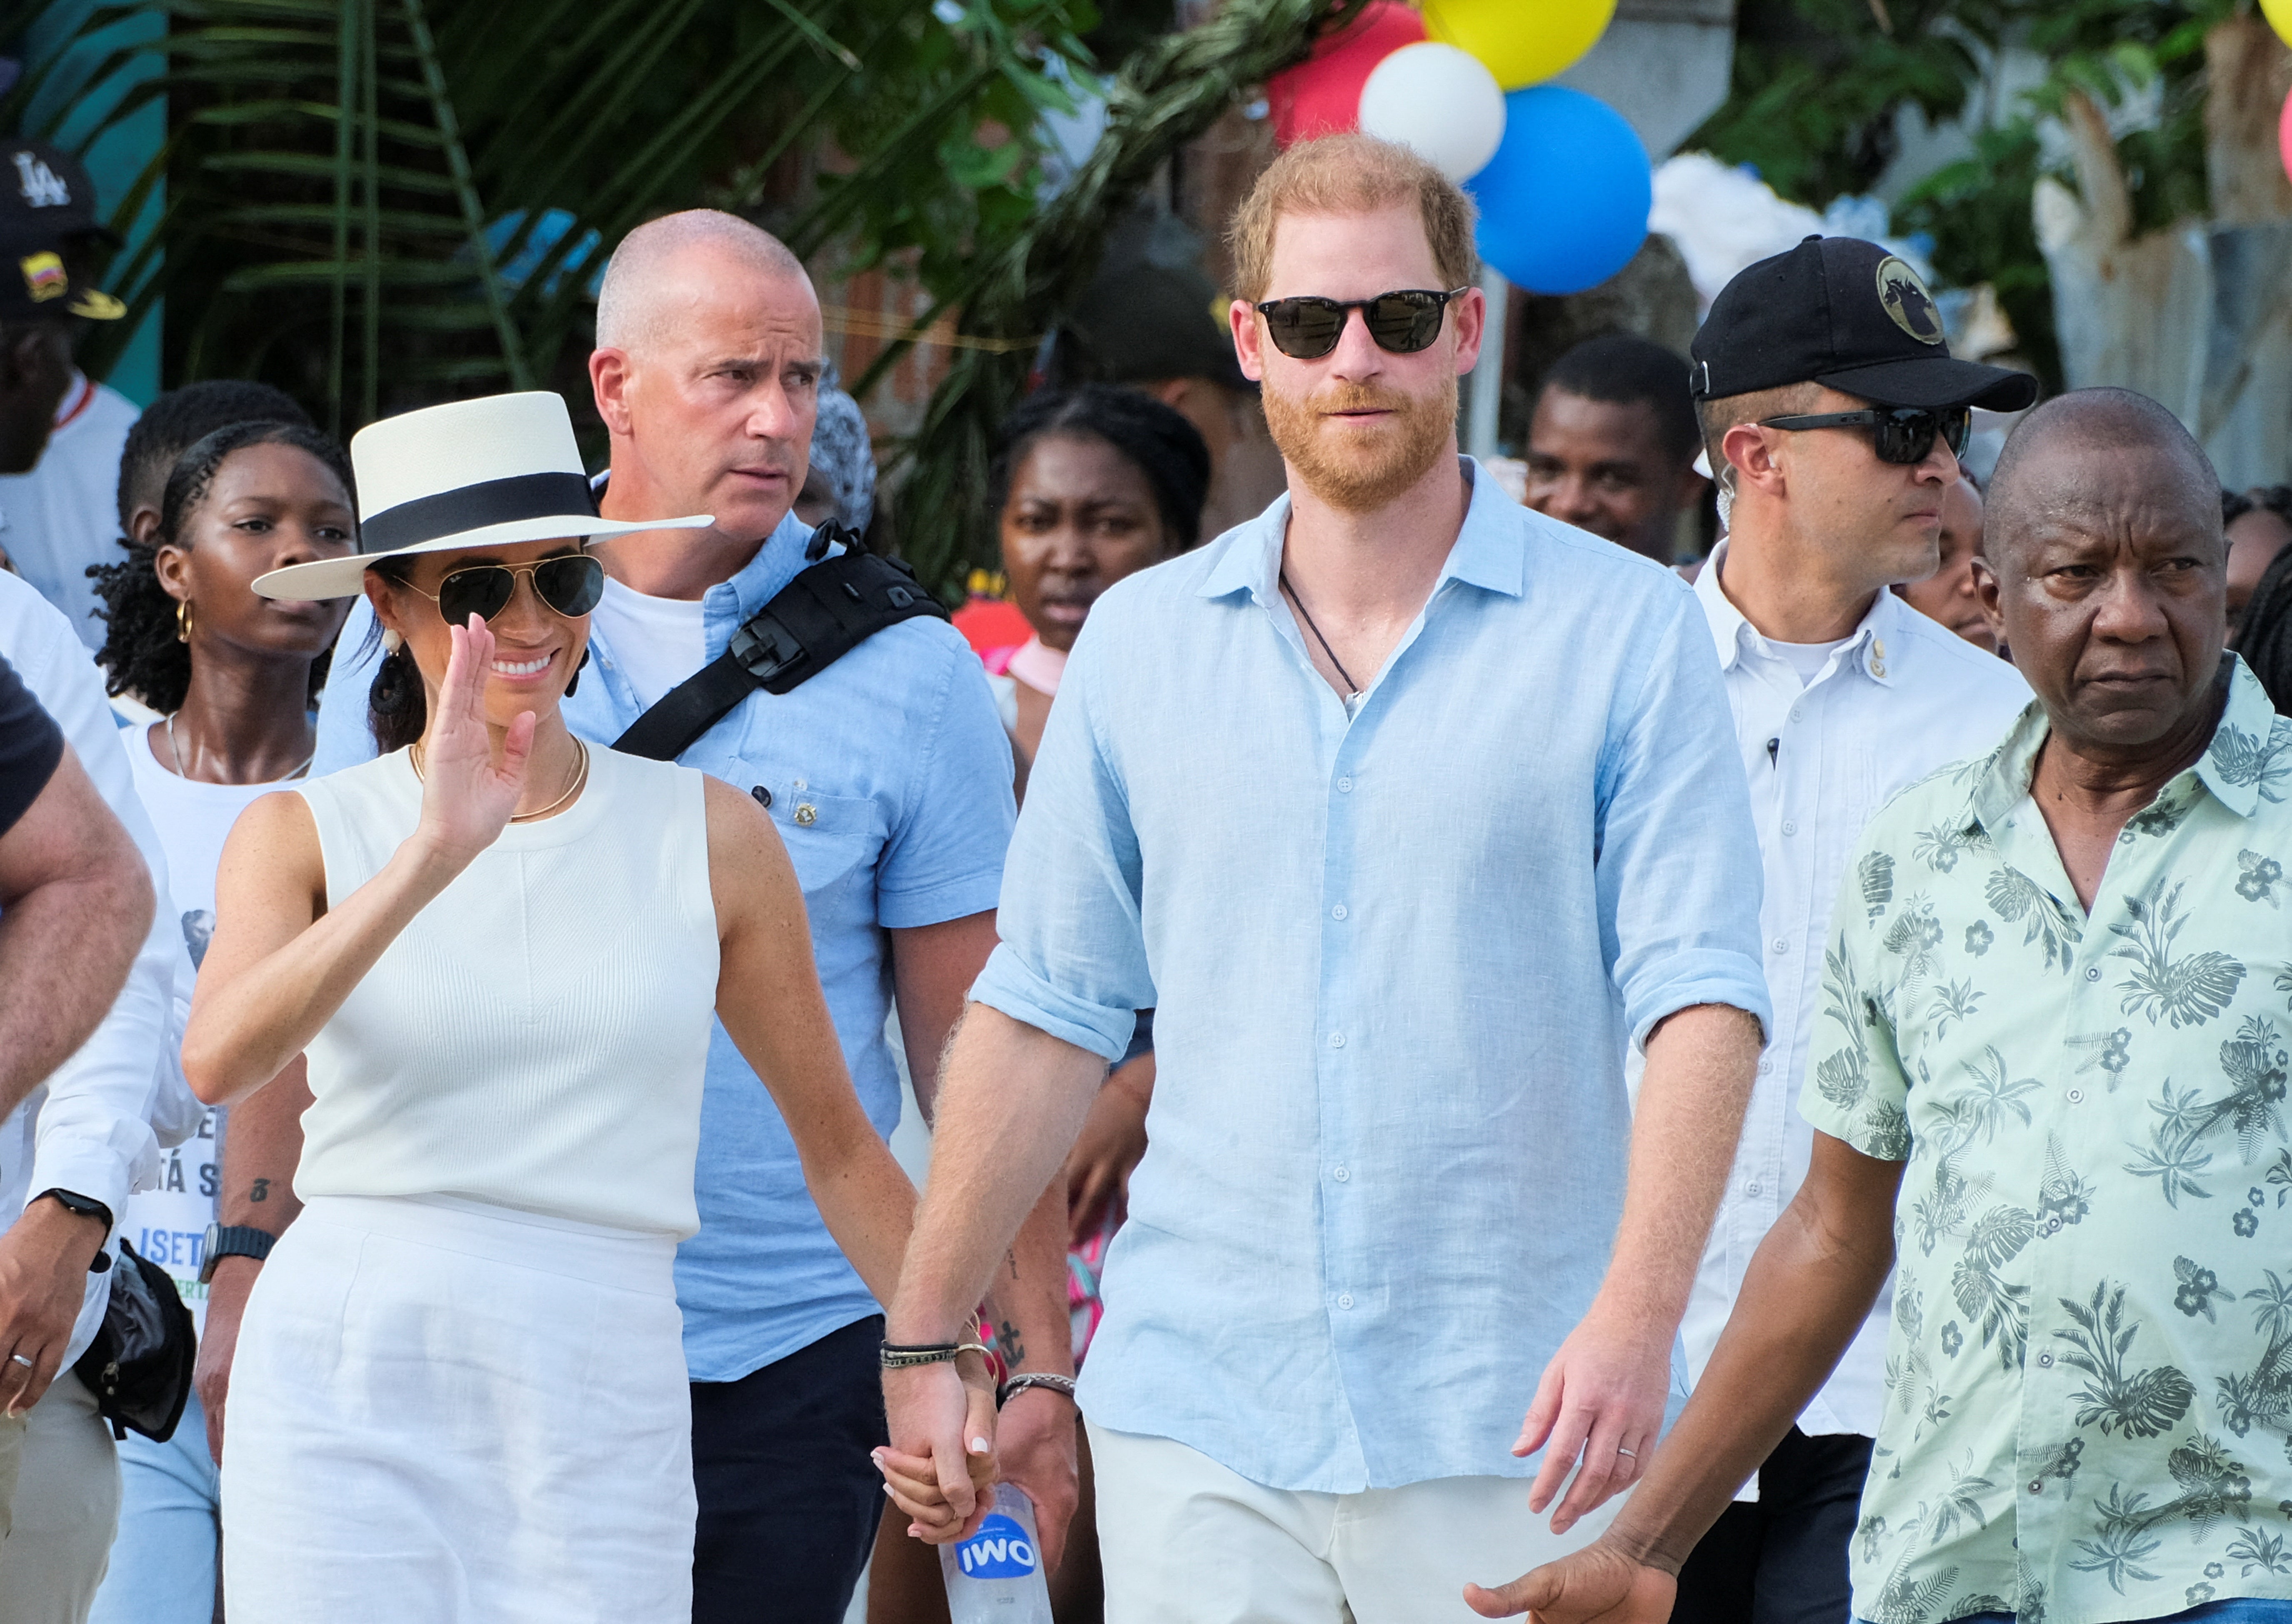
178, 395, 973, 1622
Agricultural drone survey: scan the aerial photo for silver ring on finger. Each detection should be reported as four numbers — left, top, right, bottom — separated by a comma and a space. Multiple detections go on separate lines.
7, 1353, 31, 1369
1615, 1445, 1637, 1458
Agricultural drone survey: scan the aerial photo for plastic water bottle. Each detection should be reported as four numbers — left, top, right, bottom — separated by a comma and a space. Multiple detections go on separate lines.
939, 1484, 1053, 1622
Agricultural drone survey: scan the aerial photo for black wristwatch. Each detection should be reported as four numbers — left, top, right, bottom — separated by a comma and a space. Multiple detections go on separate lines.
33, 1189, 114, 1271
199, 1222, 277, 1284
34, 1188, 112, 1232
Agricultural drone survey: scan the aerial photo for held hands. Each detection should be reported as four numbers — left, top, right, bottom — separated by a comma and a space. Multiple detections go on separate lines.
412, 617, 535, 869
1513, 1297, 1671, 1534
1464, 1535, 1678, 1621
875, 1349, 1002, 1542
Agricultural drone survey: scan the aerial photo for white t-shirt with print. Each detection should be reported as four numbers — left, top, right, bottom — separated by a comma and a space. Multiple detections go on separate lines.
0, 376, 140, 649
121, 720, 290, 1332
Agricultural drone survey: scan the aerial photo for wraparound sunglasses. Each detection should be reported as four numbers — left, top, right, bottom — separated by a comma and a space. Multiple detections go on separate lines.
408, 554, 606, 625
1251, 287, 1471, 360
1759, 405, 1972, 467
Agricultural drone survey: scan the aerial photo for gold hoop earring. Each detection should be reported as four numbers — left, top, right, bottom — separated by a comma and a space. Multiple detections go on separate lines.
175, 599, 194, 643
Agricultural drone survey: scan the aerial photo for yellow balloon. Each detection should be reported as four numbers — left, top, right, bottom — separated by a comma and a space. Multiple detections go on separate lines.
1426, 0, 1618, 90
2265, 0, 2292, 49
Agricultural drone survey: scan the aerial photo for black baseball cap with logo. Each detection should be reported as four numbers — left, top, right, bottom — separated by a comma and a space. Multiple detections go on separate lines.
0, 140, 126, 323
1690, 235, 2035, 413
0, 140, 119, 247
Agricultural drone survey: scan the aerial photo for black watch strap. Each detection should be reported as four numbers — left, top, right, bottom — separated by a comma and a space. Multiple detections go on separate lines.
199, 1222, 277, 1284
34, 1187, 112, 1232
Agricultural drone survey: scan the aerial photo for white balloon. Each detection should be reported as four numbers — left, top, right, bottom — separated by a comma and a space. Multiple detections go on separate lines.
1356, 42, 1507, 183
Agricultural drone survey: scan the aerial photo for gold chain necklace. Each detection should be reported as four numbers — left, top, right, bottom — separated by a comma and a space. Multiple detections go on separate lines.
166, 711, 314, 781
410, 737, 590, 823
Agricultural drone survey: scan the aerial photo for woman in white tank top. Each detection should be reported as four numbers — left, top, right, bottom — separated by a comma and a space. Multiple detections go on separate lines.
176, 395, 987, 1622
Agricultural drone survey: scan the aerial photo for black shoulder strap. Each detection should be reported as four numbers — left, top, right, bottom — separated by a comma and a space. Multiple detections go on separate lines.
613, 530, 949, 763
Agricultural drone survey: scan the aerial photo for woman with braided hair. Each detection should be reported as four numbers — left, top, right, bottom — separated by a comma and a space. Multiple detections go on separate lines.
85, 415, 355, 1623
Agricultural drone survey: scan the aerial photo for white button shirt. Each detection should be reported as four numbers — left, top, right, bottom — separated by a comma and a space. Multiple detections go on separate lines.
0, 570, 184, 1364
1683, 541, 2031, 1480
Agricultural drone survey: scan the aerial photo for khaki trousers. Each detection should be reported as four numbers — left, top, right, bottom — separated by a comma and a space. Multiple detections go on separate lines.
1089, 1421, 1623, 1624
0, 1377, 120, 1624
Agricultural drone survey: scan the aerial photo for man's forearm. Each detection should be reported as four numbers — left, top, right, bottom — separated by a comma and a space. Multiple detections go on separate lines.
1601, 1004, 1762, 1327
0, 876, 151, 1116
987, 1177, 1076, 1377
888, 1005, 1104, 1341
1605, 1181, 1897, 1573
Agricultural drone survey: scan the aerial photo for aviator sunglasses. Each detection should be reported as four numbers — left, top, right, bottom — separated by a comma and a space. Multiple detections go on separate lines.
1251, 287, 1471, 360
1758, 405, 1973, 467
408, 554, 606, 625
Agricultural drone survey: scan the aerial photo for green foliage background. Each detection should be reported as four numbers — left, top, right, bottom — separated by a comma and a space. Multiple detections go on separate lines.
1688, 0, 2240, 392
0, 0, 1103, 434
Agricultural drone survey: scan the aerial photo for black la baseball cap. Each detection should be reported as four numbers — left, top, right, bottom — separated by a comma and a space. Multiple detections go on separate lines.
0, 140, 118, 247
1691, 235, 2035, 413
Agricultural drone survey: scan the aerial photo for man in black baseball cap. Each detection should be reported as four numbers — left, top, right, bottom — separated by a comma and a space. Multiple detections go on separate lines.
0, 214, 122, 477
0, 143, 132, 641
1479, 237, 2042, 1624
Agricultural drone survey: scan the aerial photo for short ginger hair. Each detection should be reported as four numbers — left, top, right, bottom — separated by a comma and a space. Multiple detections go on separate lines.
1226, 134, 1478, 302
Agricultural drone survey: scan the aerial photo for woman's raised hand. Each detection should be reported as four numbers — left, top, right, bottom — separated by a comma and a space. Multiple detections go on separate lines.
413, 616, 535, 868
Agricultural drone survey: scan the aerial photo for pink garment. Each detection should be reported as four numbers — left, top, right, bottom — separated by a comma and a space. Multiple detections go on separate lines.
1006, 636, 1066, 696
983, 636, 1067, 694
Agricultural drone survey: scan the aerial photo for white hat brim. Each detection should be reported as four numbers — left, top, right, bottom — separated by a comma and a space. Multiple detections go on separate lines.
253, 511, 716, 601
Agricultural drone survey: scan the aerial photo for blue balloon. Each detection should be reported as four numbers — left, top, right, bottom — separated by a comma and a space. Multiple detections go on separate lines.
1466, 86, 1650, 296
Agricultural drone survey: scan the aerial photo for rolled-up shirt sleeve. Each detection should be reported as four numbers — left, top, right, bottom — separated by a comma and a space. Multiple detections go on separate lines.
969, 620, 1151, 1062
0, 580, 168, 1231
1595, 584, 1773, 1049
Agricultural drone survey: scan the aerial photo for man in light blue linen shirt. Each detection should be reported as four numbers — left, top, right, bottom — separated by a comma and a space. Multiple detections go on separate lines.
877, 134, 1772, 1624
222, 213, 1074, 1623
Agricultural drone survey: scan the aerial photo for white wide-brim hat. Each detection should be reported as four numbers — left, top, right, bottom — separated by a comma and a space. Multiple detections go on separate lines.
254, 390, 713, 601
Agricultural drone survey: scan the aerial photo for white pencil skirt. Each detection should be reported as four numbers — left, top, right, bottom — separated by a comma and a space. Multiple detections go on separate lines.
220, 1193, 694, 1622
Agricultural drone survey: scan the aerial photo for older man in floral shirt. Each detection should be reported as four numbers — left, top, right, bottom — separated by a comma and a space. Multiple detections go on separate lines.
1471, 389, 2292, 1624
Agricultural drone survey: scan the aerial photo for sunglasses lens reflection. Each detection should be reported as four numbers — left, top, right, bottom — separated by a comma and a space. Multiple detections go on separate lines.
1265, 301, 1346, 359
438, 567, 516, 625
538, 556, 606, 617
1363, 293, 1445, 354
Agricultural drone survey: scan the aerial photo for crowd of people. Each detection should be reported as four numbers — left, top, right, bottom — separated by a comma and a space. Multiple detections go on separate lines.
0, 123, 2287, 1624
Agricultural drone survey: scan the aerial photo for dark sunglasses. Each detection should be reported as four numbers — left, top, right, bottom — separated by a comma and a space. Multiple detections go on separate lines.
410, 554, 606, 625
1758, 405, 1973, 467
1251, 287, 1470, 360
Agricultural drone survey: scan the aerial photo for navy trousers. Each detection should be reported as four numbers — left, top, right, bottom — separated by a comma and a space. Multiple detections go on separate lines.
691, 1316, 888, 1624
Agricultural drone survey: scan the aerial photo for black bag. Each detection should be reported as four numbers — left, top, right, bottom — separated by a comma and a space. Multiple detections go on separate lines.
613, 522, 948, 763
73, 1237, 195, 1443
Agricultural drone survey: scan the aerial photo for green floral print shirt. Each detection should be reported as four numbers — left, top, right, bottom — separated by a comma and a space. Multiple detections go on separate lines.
1801, 659, 2292, 1624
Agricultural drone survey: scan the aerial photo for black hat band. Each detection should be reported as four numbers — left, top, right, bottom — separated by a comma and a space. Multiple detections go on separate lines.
358, 471, 599, 555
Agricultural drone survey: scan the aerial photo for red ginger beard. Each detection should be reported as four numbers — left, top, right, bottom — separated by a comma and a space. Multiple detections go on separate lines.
1260, 369, 1459, 514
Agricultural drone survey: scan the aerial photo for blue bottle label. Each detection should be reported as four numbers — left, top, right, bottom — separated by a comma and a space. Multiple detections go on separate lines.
953, 1512, 1038, 1579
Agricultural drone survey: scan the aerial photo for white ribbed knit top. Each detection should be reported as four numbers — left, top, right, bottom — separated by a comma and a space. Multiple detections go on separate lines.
293, 745, 719, 1237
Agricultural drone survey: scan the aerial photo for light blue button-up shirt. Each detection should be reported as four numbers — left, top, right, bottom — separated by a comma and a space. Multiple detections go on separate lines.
973, 462, 1770, 1492
313, 511, 1015, 1380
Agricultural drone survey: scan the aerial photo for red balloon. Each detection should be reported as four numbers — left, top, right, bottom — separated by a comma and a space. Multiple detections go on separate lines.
1266, 1, 1427, 149
2281, 84, 2292, 188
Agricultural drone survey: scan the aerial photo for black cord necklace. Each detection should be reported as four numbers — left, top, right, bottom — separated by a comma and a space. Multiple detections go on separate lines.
1278, 569, 1361, 701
